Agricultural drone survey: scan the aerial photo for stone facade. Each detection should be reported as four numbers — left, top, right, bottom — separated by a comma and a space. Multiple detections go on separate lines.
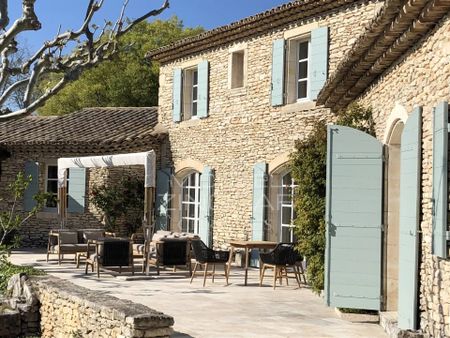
157, 0, 383, 247
359, 12, 450, 337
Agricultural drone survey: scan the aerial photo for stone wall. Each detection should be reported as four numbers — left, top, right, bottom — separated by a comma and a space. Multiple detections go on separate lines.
157, 0, 383, 247
33, 275, 174, 338
359, 12, 450, 337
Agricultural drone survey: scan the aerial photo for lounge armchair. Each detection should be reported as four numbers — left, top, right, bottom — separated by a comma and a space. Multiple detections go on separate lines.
190, 240, 230, 287
259, 243, 306, 289
146, 238, 191, 275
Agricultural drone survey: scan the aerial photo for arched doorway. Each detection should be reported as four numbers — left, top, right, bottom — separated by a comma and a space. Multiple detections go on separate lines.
384, 119, 404, 311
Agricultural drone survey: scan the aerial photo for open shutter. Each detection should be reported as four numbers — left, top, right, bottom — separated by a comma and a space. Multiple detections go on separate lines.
309, 27, 329, 100
23, 161, 39, 211
325, 125, 383, 310
199, 166, 213, 246
155, 168, 172, 231
432, 101, 449, 258
271, 39, 285, 106
67, 168, 86, 213
251, 162, 267, 266
173, 68, 182, 122
398, 107, 422, 330
197, 60, 209, 119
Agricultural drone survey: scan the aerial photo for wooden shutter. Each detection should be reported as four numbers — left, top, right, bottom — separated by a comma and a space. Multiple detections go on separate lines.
23, 161, 39, 211
155, 168, 172, 231
199, 166, 213, 246
432, 101, 449, 258
325, 125, 383, 310
398, 107, 422, 330
309, 27, 329, 100
197, 60, 209, 119
251, 162, 267, 266
67, 168, 86, 213
271, 39, 285, 106
173, 68, 182, 122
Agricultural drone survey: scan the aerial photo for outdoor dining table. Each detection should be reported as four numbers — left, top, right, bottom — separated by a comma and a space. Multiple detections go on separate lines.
228, 240, 278, 286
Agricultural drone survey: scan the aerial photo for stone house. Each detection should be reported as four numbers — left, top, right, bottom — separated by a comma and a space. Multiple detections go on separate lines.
0, 107, 165, 246
148, 0, 450, 336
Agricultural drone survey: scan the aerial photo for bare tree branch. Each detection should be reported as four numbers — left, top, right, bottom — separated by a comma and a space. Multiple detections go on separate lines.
0, 0, 170, 120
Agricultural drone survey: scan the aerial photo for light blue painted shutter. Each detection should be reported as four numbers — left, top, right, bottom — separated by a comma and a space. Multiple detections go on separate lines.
271, 39, 285, 106
309, 27, 329, 100
67, 168, 86, 213
197, 60, 209, 119
23, 161, 39, 211
325, 125, 383, 310
173, 68, 182, 122
432, 101, 449, 258
199, 166, 213, 246
155, 168, 172, 231
398, 107, 422, 330
251, 162, 267, 266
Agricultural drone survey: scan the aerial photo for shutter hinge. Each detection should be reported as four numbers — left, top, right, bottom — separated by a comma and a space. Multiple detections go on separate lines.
446, 231, 450, 241
381, 223, 385, 232
447, 123, 450, 132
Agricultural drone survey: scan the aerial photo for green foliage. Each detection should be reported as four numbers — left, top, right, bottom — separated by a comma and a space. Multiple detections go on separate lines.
0, 258, 44, 294
290, 103, 375, 294
39, 17, 204, 116
0, 172, 50, 253
90, 175, 144, 235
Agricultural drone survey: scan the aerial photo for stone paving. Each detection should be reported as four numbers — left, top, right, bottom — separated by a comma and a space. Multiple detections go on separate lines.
11, 250, 387, 338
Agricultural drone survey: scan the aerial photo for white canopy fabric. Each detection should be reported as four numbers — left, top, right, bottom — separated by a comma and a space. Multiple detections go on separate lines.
57, 151, 156, 188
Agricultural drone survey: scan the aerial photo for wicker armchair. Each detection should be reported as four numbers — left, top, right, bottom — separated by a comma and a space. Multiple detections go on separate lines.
190, 240, 230, 287
259, 243, 306, 289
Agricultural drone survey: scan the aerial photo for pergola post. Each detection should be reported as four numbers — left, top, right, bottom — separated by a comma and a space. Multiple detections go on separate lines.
144, 187, 155, 241
57, 169, 67, 229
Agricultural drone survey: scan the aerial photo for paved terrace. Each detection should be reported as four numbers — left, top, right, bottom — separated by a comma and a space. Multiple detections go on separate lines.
11, 250, 387, 338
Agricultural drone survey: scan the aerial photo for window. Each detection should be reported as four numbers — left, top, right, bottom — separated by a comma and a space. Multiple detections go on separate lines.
280, 172, 297, 242
182, 67, 198, 120
230, 50, 245, 89
45, 165, 69, 209
286, 38, 310, 103
181, 172, 201, 234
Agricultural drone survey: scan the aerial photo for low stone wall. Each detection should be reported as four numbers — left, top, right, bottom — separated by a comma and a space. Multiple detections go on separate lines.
32, 276, 174, 338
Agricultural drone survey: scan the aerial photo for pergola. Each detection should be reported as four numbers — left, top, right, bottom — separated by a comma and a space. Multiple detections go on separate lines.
57, 151, 156, 235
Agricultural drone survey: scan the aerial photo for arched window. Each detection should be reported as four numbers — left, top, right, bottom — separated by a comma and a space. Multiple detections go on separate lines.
181, 172, 201, 234
280, 172, 297, 242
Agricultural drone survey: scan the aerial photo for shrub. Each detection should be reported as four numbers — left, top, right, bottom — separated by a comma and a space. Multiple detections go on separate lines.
0, 258, 44, 294
290, 103, 375, 294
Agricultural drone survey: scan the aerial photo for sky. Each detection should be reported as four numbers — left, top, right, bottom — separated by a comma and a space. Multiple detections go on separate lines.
9, 0, 289, 51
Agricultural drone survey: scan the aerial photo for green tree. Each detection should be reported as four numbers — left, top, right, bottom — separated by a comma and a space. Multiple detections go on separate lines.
39, 17, 203, 116
290, 103, 375, 294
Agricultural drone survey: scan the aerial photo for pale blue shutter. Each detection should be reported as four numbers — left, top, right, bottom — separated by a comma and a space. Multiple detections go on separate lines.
271, 39, 285, 106
309, 27, 329, 100
432, 101, 449, 258
325, 125, 383, 310
155, 168, 172, 231
398, 107, 422, 330
67, 168, 86, 213
251, 162, 267, 266
199, 166, 213, 246
23, 161, 39, 211
173, 68, 182, 122
197, 60, 209, 119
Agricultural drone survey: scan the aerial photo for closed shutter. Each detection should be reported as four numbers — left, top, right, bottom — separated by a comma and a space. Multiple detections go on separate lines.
199, 166, 213, 246
432, 101, 449, 258
271, 39, 285, 106
325, 125, 383, 310
173, 68, 182, 122
251, 162, 267, 266
23, 161, 39, 211
197, 60, 209, 119
309, 27, 329, 100
155, 168, 172, 231
398, 107, 422, 330
67, 168, 86, 213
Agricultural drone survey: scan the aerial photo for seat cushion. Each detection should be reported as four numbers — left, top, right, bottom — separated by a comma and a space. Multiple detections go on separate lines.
52, 244, 88, 254
133, 243, 145, 255
83, 231, 104, 242
59, 232, 79, 244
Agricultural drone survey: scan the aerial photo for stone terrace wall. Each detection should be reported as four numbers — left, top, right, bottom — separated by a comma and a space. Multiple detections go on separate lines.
359, 13, 450, 337
158, 0, 383, 247
32, 276, 174, 338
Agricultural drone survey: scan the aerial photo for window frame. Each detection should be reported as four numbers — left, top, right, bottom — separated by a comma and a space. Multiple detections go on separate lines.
279, 171, 298, 243
230, 49, 246, 89
45, 164, 69, 211
296, 39, 310, 102
182, 66, 199, 121
285, 35, 311, 105
180, 171, 201, 234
